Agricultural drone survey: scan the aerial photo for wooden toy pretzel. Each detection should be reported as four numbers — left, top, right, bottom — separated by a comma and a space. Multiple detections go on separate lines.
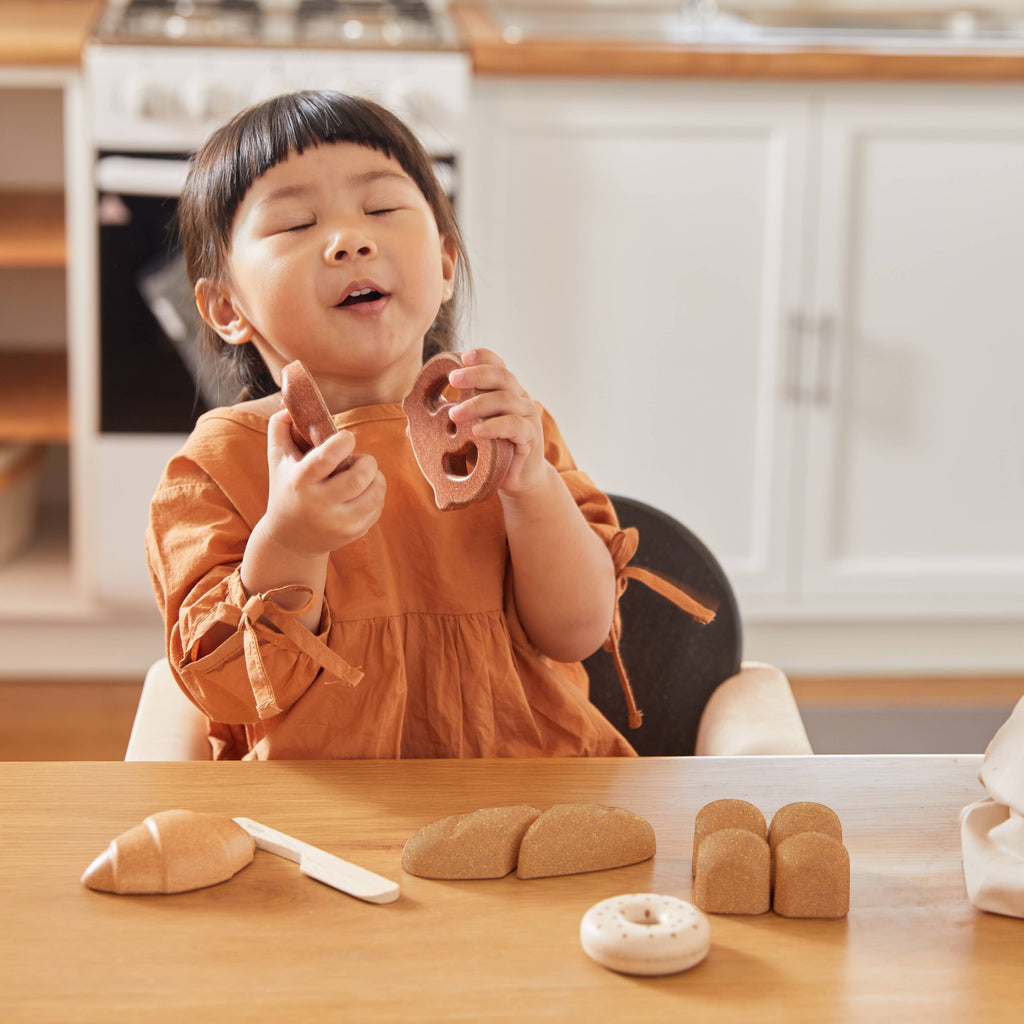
403, 352, 514, 511
281, 360, 354, 469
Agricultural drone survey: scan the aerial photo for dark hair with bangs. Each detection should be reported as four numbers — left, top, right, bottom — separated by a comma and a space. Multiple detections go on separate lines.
178, 90, 469, 399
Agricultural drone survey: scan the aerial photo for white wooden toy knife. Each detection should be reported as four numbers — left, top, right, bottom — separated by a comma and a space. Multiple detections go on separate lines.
233, 817, 400, 904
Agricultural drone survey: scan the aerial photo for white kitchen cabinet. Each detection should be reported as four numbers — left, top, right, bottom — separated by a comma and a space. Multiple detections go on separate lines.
802, 87, 1024, 616
464, 78, 1024, 622
464, 79, 810, 601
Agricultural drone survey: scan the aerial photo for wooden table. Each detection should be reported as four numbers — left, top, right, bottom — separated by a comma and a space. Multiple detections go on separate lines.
2, 756, 1021, 1022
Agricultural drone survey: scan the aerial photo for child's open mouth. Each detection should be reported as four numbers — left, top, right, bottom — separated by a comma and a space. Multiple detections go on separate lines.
339, 287, 385, 307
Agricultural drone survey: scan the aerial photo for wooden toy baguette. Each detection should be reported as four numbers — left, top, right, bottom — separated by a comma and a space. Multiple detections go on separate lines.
402, 803, 656, 880
402, 352, 514, 511
81, 810, 255, 894
280, 360, 354, 469
516, 804, 656, 879
402, 805, 542, 879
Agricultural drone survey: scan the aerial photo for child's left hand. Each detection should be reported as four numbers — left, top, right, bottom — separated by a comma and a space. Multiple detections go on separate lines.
446, 349, 545, 496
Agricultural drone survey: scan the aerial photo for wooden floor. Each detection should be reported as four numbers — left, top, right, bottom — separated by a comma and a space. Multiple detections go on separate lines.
1, 678, 142, 760
789, 675, 1024, 708
1, 674, 1021, 760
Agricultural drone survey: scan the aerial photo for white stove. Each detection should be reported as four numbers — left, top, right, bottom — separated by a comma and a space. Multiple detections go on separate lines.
95, 0, 460, 50
80, 0, 470, 603
87, 1, 469, 156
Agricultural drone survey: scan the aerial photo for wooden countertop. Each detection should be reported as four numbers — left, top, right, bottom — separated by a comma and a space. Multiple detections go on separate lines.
5, 1, 1024, 80
451, 1, 1024, 80
0, 1, 102, 67
3, 755, 1024, 1022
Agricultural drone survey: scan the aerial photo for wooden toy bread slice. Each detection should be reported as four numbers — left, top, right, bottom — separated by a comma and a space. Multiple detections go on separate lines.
772, 832, 850, 919
515, 804, 656, 879
81, 810, 255, 894
692, 798, 766, 876
402, 805, 543, 879
692, 827, 771, 915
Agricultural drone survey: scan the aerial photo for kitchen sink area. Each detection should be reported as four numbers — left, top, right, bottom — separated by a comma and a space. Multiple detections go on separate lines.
491, 1, 1024, 49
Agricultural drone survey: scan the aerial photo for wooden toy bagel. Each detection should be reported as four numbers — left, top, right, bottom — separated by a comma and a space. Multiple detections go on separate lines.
403, 352, 514, 511
580, 894, 711, 976
281, 360, 354, 469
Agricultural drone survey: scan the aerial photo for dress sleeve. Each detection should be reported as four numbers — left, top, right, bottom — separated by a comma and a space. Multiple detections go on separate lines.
537, 404, 639, 574
146, 460, 362, 726
537, 406, 718, 728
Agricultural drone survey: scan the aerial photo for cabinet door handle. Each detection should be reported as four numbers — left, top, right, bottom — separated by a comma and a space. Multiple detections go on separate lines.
815, 313, 836, 406
784, 311, 806, 402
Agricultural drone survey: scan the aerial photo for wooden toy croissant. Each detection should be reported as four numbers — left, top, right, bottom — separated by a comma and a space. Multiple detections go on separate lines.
81, 810, 255, 894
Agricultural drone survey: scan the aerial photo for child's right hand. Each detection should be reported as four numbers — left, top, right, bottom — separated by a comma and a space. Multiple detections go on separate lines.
262, 408, 386, 557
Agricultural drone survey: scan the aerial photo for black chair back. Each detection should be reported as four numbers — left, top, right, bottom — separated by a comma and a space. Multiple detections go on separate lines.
583, 495, 743, 756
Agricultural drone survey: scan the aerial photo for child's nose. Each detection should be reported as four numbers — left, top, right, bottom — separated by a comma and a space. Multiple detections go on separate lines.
325, 228, 377, 263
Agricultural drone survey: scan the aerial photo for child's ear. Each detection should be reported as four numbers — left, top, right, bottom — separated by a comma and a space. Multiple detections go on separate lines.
439, 235, 458, 303
195, 278, 254, 346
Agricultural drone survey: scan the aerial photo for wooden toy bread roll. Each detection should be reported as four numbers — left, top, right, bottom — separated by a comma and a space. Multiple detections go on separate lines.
768, 802, 843, 851
280, 360, 354, 469
81, 810, 255, 894
692, 798, 766, 876
402, 805, 542, 879
772, 832, 850, 919
516, 804, 656, 879
692, 828, 771, 915
402, 352, 514, 511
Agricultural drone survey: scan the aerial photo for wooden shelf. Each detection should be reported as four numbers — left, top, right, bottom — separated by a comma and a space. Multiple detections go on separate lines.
0, 2, 104, 67
0, 191, 65, 268
0, 350, 69, 443
0, 503, 78, 618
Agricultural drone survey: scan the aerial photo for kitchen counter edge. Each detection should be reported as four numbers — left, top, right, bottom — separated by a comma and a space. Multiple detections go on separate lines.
0, 1, 104, 68
450, 1, 1024, 81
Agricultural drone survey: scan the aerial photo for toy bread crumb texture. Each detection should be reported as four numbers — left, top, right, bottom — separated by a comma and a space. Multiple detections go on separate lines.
692, 827, 771, 915
402, 805, 542, 879
81, 809, 255, 894
772, 832, 850, 919
690, 798, 850, 919
516, 804, 656, 879
768, 801, 843, 851
691, 798, 767, 877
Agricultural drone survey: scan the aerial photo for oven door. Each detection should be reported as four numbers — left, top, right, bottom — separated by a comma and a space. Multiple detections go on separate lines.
91, 154, 233, 603
96, 153, 235, 434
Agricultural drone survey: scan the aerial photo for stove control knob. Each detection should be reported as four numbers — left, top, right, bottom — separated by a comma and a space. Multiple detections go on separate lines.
122, 77, 177, 120
182, 80, 238, 122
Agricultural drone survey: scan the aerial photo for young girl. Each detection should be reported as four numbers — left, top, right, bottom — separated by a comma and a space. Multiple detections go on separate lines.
146, 90, 640, 760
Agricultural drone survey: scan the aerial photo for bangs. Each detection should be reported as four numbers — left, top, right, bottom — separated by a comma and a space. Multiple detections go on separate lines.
177, 88, 469, 397
201, 91, 411, 257
228, 91, 399, 196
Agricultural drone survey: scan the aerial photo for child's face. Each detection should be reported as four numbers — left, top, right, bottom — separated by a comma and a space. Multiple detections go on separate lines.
199, 141, 456, 400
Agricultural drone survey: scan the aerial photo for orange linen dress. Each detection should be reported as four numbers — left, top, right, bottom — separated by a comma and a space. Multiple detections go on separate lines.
146, 400, 638, 760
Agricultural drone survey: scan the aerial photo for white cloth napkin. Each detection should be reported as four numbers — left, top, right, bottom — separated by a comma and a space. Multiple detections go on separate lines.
961, 695, 1024, 918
